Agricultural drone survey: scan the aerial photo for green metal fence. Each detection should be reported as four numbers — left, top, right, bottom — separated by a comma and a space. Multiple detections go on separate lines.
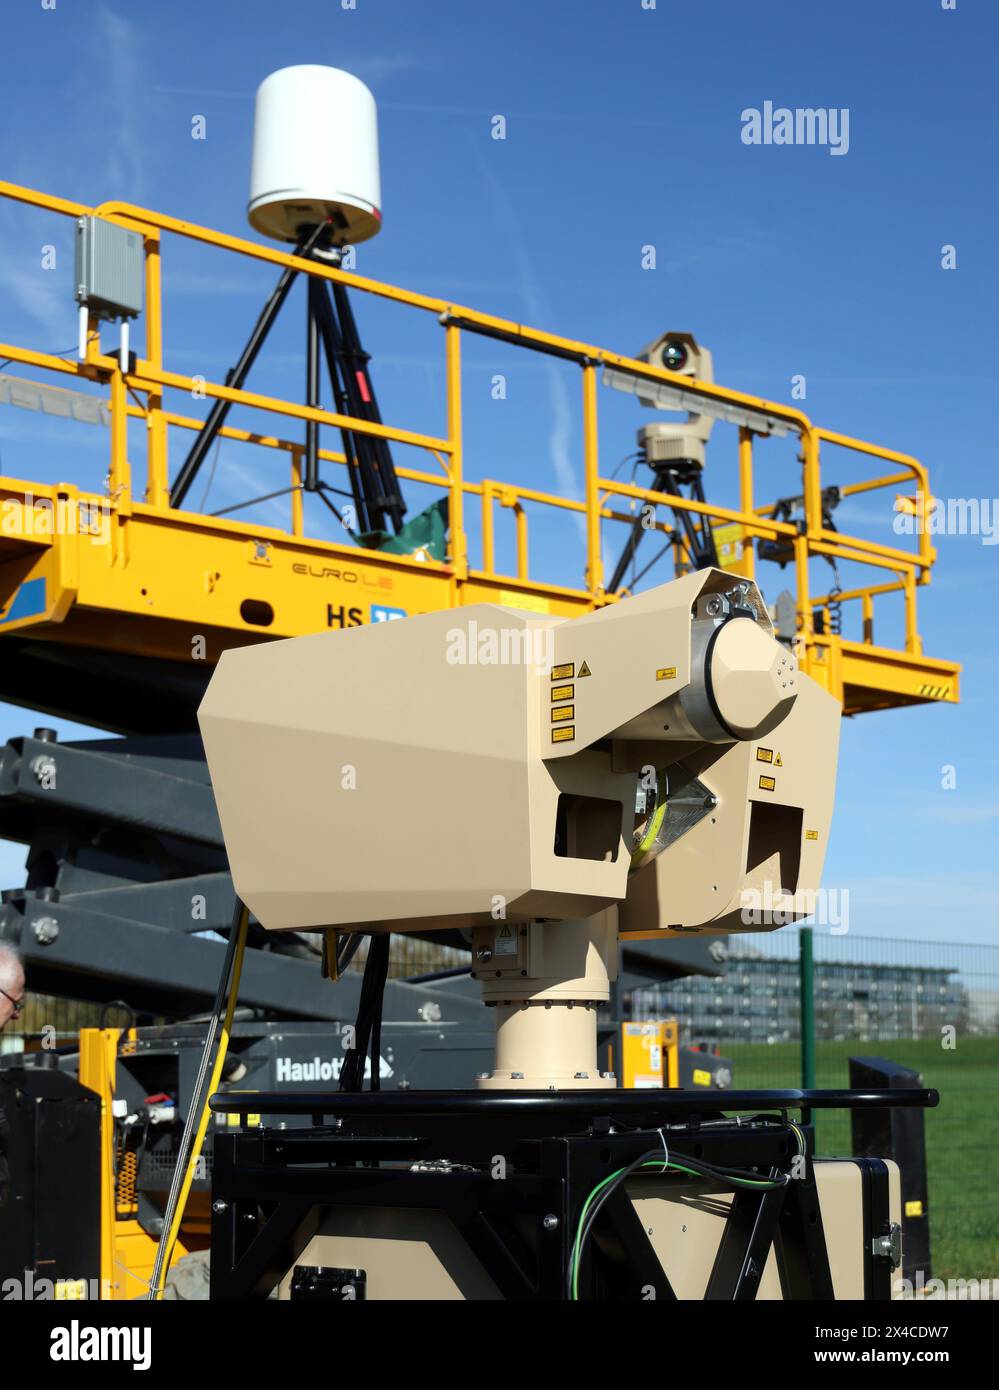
629, 929, 999, 1280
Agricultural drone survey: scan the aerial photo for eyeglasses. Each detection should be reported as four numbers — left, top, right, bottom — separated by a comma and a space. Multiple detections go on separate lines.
0, 987, 24, 1019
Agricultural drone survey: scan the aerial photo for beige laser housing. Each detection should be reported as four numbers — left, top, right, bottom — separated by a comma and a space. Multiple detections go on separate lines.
198, 568, 839, 940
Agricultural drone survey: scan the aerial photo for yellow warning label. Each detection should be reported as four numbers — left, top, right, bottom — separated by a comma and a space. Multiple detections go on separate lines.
656, 666, 677, 681
551, 726, 575, 743
905, 1199, 924, 1218
805, 829, 819, 841
551, 705, 574, 723
551, 684, 574, 702
774, 752, 783, 767
551, 663, 574, 681
578, 660, 592, 677
757, 747, 774, 764
758, 775, 776, 792
692, 1068, 712, 1087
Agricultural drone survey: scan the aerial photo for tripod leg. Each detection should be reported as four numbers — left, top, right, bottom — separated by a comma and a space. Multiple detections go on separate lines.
330, 282, 407, 534
170, 221, 329, 509
688, 476, 720, 568
312, 280, 372, 534
607, 471, 672, 593
305, 278, 322, 493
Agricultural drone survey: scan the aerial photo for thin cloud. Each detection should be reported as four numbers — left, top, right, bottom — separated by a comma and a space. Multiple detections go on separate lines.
468, 138, 584, 536
152, 53, 418, 105
92, 5, 146, 198
0, 265, 73, 344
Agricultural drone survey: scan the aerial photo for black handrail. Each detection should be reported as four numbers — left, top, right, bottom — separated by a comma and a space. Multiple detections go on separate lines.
209, 1086, 938, 1118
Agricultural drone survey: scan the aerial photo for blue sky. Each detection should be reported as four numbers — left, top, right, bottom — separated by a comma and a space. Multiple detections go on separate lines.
0, 0, 996, 945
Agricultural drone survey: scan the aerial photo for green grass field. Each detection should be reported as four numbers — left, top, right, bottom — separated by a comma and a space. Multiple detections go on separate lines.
724, 1037, 999, 1279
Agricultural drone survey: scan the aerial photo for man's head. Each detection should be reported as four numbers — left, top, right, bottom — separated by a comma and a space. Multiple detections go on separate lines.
0, 944, 25, 1029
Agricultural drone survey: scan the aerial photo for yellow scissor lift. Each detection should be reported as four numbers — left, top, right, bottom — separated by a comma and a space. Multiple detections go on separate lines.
0, 181, 960, 1298
0, 179, 959, 718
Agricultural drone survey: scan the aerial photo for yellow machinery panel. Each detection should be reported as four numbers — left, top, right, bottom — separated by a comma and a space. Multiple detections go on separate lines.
77, 1028, 204, 1300
621, 1020, 679, 1089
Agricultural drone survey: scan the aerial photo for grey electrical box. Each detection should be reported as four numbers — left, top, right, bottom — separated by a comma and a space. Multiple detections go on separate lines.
74, 216, 144, 321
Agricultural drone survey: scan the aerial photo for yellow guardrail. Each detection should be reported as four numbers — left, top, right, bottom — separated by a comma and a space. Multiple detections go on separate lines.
0, 178, 948, 692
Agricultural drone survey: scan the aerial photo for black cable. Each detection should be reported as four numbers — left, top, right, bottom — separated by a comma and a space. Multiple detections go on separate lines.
568, 1144, 788, 1299
370, 963, 386, 1093
0, 344, 78, 371
197, 435, 224, 513
99, 998, 136, 1030
367, 934, 390, 1092
338, 934, 390, 1092
607, 449, 641, 482
336, 933, 363, 974
209, 484, 297, 517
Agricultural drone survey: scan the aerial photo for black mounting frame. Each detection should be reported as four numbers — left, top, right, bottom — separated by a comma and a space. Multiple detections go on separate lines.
208, 1086, 936, 1302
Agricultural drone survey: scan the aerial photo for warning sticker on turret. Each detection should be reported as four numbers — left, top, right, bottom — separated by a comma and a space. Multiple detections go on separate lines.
495, 923, 517, 957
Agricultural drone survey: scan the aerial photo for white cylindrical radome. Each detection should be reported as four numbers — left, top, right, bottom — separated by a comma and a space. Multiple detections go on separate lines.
247, 65, 382, 245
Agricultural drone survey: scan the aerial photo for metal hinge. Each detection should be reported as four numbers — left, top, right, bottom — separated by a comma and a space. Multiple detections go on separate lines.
871, 1222, 902, 1269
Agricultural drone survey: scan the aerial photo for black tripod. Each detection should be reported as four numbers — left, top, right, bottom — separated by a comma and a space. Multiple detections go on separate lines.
607, 458, 719, 593
170, 220, 406, 538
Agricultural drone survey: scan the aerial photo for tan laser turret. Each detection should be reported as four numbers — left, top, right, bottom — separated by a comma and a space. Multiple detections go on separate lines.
199, 567, 840, 1087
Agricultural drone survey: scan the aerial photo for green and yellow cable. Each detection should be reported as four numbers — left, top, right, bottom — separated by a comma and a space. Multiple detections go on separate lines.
569, 1154, 787, 1299
631, 772, 668, 868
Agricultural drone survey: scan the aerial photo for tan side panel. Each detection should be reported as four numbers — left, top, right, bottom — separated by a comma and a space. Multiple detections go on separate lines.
632, 1160, 874, 1300
199, 603, 637, 932
276, 1207, 502, 1301
629, 1181, 783, 1298
201, 606, 526, 930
